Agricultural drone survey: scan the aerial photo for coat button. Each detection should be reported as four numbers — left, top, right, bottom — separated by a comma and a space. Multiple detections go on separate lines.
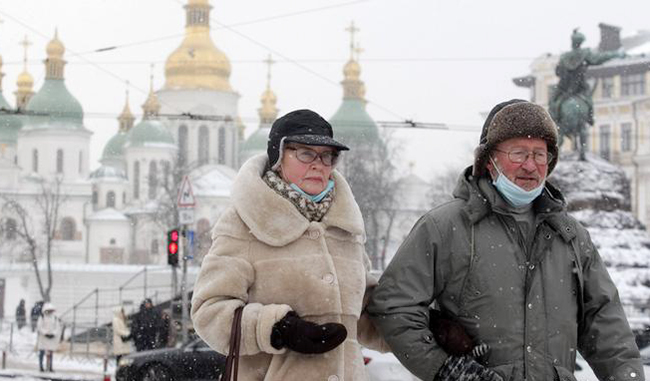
526, 345, 532, 353
323, 273, 335, 284
328, 376, 339, 381
527, 303, 533, 310
309, 230, 320, 239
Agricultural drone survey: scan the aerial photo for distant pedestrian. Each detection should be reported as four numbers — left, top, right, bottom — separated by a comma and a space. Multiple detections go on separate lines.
131, 299, 159, 351
15, 299, 26, 329
157, 310, 172, 348
36, 303, 61, 372
112, 306, 132, 366
30, 300, 44, 333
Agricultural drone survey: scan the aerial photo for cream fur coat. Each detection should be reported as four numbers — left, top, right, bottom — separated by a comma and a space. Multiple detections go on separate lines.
191, 154, 387, 381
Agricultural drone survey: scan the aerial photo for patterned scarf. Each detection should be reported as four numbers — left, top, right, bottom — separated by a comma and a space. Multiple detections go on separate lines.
263, 170, 334, 222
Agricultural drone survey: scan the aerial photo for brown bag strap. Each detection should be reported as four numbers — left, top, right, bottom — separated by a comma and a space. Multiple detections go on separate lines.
222, 306, 244, 381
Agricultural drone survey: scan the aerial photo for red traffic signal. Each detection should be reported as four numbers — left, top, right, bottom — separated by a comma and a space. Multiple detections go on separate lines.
167, 228, 180, 266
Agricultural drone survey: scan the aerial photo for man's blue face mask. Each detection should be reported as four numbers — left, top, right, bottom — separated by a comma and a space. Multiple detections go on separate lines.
490, 157, 545, 207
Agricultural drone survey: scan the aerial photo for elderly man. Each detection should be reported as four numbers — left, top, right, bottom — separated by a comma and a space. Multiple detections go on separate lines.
367, 100, 643, 381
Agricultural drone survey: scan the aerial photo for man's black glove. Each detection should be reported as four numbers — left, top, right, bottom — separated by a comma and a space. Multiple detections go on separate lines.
435, 355, 503, 381
270, 311, 347, 354
121, 334, 131, 342
44, 334, 55, 339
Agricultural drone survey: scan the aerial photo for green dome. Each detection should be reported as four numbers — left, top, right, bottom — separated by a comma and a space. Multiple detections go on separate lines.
126, 119, 175, 148
329, 98, 380, 149
25, 79, 84, 128
0, 93, 22, 143
240, 127, 269, 154
102, 131, 128, 160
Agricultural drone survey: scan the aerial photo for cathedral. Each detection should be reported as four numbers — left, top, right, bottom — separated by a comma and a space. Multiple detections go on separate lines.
0, 0, 391, 318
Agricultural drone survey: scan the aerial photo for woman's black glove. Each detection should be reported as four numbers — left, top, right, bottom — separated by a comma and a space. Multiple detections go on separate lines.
270, 311, 347, 354
44, 334, 55, 339
435, 355, 503, 381
121, 334, 132, 342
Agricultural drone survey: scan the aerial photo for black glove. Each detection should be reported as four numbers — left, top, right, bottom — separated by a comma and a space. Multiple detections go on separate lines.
121, 334, 132, 342
270, 311, 347, 354
435, 355, 503, 381
44, 334, 55, 339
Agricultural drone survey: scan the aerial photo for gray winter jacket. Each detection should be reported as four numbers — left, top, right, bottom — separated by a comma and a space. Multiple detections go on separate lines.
367, 167, 643, 381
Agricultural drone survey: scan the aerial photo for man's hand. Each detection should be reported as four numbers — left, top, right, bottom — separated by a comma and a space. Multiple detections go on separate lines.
435, 355, 503, 381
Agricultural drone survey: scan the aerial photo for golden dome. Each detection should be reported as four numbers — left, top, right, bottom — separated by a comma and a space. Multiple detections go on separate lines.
17, 70, 34, 90
164, 0, 232, 91
258, 88, 278, 124
343, 59, 361, 80
46, 30, 65, 58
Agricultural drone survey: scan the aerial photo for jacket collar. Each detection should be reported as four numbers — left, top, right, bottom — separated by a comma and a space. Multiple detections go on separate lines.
232, 154, 365, 247
453, 166, 576, 241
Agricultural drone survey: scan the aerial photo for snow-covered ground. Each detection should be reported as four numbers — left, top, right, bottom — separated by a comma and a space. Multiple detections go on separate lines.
0, 320, 110, 380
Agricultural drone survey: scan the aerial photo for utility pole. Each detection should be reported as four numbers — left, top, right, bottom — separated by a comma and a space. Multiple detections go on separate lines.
177, 175, 196, 345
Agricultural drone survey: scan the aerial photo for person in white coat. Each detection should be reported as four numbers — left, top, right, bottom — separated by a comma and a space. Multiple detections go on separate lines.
36, 303, 61, 372
112, 306, 132, 366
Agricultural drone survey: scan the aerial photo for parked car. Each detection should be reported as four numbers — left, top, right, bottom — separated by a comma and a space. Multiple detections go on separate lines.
116, 338, 225, 381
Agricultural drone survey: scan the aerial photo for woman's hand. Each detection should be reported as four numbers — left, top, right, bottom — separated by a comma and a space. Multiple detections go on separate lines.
270, 311, 347, 354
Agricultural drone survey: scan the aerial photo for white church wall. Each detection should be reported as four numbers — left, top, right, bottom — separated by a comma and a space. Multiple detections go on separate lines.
17, 129, 90, 180
87, 217, 131, 264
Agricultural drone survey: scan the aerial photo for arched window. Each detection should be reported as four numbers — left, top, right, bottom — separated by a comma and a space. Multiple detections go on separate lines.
56, 149, 64, 174
198, 126, 209, 165
79, 151, 83, 174
151, 239, 159, 255
218, 127, 226, 164
92, 190, 98, 205
122, 191, 126, 204
148, 161, 158, 199
178, 125, 188, 167
4, 218, 17, 240
32, 149, 38, 173
60, 217, 76, 241
107, 191, 116, 208
133, 162, 140, 200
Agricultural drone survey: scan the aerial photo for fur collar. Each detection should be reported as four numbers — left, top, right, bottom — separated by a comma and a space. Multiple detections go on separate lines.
232, 154, 365, 247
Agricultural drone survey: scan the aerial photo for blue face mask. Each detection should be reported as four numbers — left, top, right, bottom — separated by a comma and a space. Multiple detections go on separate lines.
290, 179, 335, 203
490, 158, 545, 207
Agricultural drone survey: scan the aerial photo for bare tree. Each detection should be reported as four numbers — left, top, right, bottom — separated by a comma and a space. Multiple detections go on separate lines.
339, 131, 401, 270
0, 177, 66, 302
427, 165, 463, 208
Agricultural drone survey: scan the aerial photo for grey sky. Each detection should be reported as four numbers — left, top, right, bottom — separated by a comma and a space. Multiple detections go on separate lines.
0, 0, 648, 178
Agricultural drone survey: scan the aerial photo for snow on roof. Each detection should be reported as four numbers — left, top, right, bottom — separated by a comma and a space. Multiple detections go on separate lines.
192, 164, 236, 198
86, 208, 129, 221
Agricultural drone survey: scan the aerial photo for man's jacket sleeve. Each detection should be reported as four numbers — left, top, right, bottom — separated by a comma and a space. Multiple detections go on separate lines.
367, 215, 448, 381
577, 229, 645, 381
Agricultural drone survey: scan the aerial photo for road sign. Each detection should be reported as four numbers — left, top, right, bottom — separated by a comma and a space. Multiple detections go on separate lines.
177, 176, 196, 207
179, 208, 195, 225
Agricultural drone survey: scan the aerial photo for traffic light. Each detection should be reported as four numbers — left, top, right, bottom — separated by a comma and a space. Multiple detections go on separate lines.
167, 228, 180, 266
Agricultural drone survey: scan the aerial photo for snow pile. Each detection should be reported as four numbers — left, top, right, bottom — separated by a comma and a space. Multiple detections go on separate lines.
550, 152, 650, 320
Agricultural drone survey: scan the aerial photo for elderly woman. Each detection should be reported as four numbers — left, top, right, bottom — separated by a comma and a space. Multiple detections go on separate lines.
191, 109, 386, 380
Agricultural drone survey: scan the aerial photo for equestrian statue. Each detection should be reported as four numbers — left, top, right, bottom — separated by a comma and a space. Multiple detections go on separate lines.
549, 29, 624, 160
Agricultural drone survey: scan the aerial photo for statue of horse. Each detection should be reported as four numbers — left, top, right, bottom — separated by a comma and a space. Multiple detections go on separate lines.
555, 94, 591, 161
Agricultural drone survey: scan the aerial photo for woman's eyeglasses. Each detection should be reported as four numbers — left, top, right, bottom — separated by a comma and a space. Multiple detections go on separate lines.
285, 147, 340, 166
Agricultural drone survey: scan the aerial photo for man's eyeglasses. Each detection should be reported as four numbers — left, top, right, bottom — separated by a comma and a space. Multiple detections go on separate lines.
285, 147, 340, 166
494, 149, 553, 165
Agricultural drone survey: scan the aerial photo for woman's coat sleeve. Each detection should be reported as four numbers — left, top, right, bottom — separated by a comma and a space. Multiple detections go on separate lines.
191, 235, 292, 356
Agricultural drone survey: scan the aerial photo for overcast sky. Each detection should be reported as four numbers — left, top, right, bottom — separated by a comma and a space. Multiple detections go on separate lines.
1, 0, 649, 180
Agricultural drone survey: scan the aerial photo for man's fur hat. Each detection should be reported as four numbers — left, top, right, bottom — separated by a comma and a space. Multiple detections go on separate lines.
473, 99, 559, 177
